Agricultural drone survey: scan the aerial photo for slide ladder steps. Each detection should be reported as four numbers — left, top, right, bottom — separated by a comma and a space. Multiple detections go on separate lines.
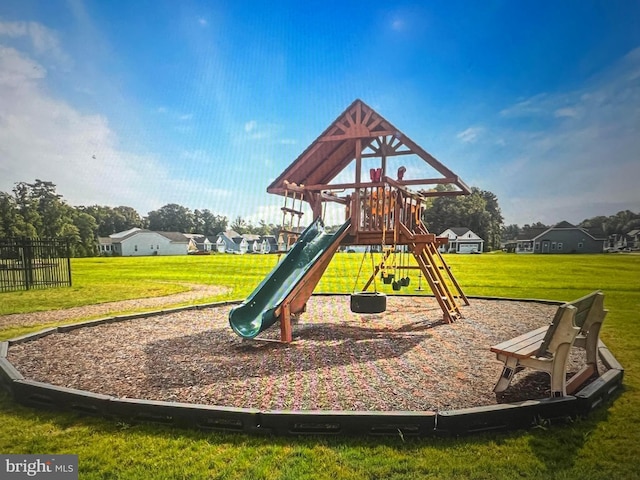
409, 224, 468, 323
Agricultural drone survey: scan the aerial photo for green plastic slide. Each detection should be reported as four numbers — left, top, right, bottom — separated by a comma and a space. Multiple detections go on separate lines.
228, 217, 351, 339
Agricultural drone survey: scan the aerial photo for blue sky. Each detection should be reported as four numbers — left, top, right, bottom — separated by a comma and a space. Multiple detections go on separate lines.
0, 1, 639, 228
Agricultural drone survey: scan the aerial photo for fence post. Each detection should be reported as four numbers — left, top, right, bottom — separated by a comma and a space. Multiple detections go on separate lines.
23, 237, 33, 290
66, 239, 72, 287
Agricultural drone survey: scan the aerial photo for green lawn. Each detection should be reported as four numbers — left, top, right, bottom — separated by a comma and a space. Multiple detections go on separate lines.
1, 253, 639, 479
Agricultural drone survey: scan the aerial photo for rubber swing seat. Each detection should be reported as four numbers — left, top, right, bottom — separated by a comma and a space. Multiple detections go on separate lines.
350, 291, 387, 313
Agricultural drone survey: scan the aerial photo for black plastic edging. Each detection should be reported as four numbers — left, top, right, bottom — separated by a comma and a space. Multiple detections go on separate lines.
258, 410, 437, 436
574, 368, 624, 414
598, 343, 624, 371
8, 327, 58, 345
107, 397, 261, 433
0, 357, 24, 383
12, 379, 112, 416
57, 317, 117, 333
436, 397, 578, 435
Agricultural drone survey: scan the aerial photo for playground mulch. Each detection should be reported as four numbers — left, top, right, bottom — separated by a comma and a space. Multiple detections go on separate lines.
7, 296, 602, 412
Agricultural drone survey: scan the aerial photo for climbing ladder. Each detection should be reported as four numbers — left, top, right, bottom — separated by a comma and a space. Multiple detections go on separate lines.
410, 224, 469, 323
278, 183, 305, 251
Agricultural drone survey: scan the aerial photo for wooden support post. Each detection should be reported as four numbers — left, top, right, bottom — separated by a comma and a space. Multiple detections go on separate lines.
280, 301, 292, 343
354, 138, 362, 230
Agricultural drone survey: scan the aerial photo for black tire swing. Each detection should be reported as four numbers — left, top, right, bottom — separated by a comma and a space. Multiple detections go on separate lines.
350, 246, 387, 314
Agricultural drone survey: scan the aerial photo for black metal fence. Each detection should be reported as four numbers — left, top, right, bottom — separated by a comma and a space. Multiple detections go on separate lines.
0, 238, 72, 292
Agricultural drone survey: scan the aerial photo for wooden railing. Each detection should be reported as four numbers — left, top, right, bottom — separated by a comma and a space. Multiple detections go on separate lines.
356, 178, 423, 235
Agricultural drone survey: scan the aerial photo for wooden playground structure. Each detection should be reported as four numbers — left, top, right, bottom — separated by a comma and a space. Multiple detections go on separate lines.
264, 99, 473, 342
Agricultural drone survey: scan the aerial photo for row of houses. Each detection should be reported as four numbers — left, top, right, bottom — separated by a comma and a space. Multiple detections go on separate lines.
441, 221, 632, 254
607, 229, 640, 251
98, 228, 281, 257
98, 221, 632, 257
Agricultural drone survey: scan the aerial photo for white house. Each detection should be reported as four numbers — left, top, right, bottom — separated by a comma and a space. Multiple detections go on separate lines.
215, 230, 249, 254
438, 228, 484, 254
98, 228, 191, 256
183, 234, 214, 253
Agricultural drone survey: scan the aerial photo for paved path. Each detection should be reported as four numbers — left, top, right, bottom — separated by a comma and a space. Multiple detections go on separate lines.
0, 283, 230, 329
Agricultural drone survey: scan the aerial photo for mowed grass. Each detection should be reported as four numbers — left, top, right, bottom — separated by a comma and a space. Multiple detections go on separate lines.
1, 252, 640, 479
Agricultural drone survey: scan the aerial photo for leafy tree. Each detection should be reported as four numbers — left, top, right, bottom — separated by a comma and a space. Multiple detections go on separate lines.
71, 211, 99, 256
113, 206, 144, 231
521, 222, 549, 234
0, 192, 30, 237
501, 224, 520, 240
422, 187, 504, 251
255, 220, 277, 236
3, 180, 98, 256
79, 205, 144, 237
579, 210, 640, 237
230, 216, 252, 234
193, 209, 228, 235
12, 182, 40, 237
147, 204, 194, 232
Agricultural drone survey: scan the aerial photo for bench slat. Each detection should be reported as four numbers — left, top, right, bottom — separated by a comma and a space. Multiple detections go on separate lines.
490, 326, 547, 354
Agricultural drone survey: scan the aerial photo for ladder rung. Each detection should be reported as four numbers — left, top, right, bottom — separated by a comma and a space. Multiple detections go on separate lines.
281, 207, 304, 215
280, 229, 301, 235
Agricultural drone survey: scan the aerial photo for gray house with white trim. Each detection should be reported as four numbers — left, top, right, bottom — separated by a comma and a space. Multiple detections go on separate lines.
515, 221, 605, 254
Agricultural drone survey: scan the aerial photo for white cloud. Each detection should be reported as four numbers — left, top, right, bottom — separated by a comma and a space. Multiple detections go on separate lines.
239, 120, 285, 141
456, 126, 484, 143
244, 120, 257, 132
244, 203, 289, 226
0, 45, 208, 213
499, 93, 549, 117
198, 18, 208, 27
484, 48, 640, 224
554, 107, 580, 118
0, 20, 70, 66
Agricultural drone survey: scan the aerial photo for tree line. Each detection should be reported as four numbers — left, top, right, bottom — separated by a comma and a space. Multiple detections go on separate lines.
2, 179, 636, 257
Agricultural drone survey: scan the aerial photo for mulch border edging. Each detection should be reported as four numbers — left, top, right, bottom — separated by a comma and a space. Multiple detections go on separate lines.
0, 296, 624, 437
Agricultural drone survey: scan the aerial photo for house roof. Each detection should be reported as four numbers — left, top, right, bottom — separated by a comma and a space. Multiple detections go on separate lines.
109, 227, 142, 239
553, 220, 575, 229
516, 228, 547, 240
157, 232, 190, 243
218, 230, 241, 240
266, 99, 471, 196
516, 221, 606, 241
242, 234, 261, 242
584, 227, 606, 239
447, 227, 472, 236
105, 229, 189, 244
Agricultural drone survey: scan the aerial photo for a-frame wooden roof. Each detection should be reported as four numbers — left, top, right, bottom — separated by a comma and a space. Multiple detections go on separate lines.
267, 99, 470, 196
